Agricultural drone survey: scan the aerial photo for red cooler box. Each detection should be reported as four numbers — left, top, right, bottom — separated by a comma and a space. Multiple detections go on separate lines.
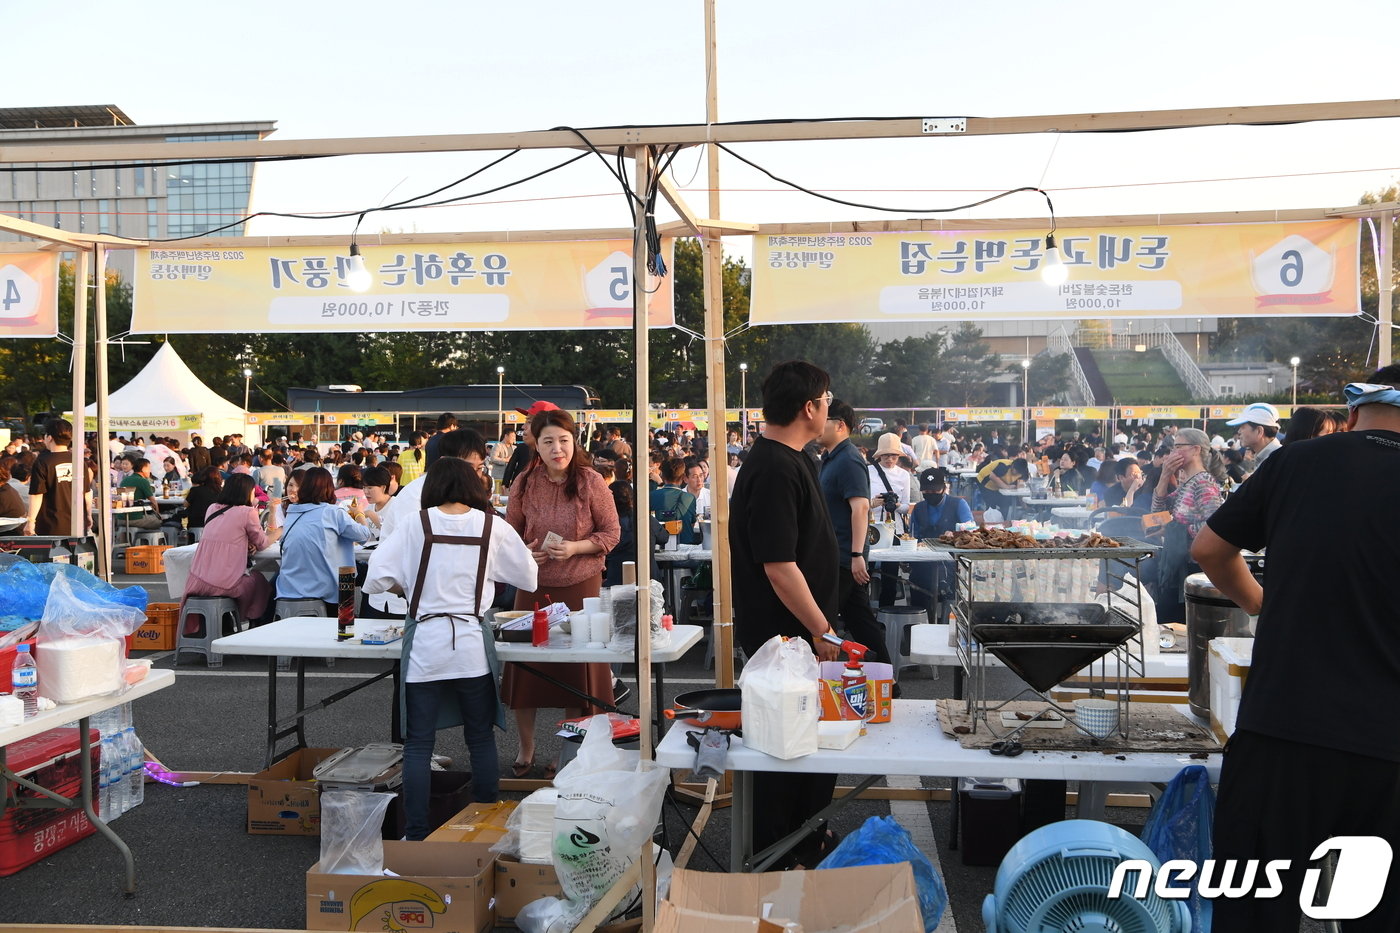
1, 727, 101, 876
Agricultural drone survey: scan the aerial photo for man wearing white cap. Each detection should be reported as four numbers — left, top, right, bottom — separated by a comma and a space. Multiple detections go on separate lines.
1225, 401, 1282, 470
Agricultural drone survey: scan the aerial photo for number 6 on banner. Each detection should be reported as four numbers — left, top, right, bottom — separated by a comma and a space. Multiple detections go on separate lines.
1250, 234, 1335, 307
0, 263, 41, 323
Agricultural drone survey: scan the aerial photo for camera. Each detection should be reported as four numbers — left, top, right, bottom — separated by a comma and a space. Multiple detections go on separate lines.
879, 491, 900, 512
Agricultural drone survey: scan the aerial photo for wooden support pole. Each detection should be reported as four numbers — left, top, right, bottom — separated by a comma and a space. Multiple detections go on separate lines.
628, 146, 658, 933
674, 777, 718, 869
700, 0, 736, 694
1379, 210, 1394, 367
7, 99, 1397, 164
92, 246, 113, 581
69, 250, 89, 540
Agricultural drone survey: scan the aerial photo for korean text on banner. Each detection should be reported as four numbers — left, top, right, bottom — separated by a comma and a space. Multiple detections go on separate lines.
130, 240, 675, 334
0, 252, 60, 338
749, 221, 1360, 324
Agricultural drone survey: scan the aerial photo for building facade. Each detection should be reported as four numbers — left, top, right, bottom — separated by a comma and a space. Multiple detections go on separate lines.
0, 105, 275, 243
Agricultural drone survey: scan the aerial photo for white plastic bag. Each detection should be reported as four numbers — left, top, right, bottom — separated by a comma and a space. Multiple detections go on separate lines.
319, 790, 395, 874
520, 714, 668, 929
739, 634, 820, 760
36, 573, 145, 703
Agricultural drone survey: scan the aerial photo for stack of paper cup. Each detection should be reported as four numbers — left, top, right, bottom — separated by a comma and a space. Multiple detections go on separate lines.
588, 612, 611, 647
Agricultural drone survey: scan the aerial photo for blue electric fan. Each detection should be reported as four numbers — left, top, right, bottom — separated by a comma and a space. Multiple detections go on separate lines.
983, 820, 1191, 933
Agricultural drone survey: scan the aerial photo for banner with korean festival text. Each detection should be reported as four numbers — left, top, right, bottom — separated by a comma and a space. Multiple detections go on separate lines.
0, 252, 60, 338
130, 240, 675, 334
749, 220, 1360, 324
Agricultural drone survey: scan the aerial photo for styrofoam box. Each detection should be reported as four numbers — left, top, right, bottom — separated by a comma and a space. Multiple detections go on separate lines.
1208, 636, 1253, 742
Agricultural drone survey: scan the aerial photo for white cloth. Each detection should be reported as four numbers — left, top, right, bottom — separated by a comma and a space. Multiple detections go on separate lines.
1253, 438, 1282, 466
364, 507, 537, 683
910, 434, 938, 464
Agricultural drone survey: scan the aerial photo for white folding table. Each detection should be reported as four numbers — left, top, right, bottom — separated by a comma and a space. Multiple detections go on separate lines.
0, 669, 175, 894
654, 697, 1219, 871
212, 617, 703, 767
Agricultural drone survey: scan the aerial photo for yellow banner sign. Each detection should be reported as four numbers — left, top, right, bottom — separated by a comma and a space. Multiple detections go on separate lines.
130, 240, 675, 334
83, 414, 203, 431
1208, 404, 1300, 420
1031, 407, 1112, 420
0, 252, 60, 338
1119, 406, 1204, 420
943, 408, 1025, 422
750, 221, 1359, 324
247, 413, 315, 425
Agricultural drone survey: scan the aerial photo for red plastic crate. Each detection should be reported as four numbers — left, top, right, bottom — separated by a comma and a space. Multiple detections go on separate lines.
1, 727, 100, 876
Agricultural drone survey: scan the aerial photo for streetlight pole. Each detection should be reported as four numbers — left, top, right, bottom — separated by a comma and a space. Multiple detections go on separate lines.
1021, 358, 1031, 445
496, 366, 505, 443
739, 362, 748, 446
242, 366, 253, 442
1290, 356, 1300, 406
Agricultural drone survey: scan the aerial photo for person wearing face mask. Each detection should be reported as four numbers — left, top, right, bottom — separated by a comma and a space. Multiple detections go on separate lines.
907, 468, 971, 621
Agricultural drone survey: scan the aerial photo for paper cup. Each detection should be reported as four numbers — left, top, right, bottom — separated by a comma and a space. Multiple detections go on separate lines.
1074, 698, 1119, 739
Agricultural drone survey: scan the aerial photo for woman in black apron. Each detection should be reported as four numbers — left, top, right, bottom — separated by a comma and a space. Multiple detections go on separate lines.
363, 458, 537, 840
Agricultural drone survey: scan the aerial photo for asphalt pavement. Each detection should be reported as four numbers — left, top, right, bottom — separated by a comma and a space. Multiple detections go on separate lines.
0, 571, 1212, 932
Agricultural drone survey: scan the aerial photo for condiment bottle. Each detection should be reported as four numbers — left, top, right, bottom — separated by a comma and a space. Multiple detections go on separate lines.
531, 603, 549, 647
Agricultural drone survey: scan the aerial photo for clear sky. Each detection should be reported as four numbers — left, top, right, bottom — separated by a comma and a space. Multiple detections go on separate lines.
8, 0, 1400, 244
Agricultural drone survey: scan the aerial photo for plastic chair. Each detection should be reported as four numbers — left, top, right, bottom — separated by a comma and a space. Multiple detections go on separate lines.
133, 530, 167, 547
274, 598, 334, 671
176, 597, 241, 668
188, 526, 204, 543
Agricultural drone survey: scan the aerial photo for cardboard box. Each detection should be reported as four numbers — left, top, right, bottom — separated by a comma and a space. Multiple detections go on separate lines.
494, 854, 561, 927
124, 544, 171, 574
126, 602, 179, 652
248, 747, 342, 835
655, 863, 922, 933
427, 799, 518, 845
306, 840, 494, 932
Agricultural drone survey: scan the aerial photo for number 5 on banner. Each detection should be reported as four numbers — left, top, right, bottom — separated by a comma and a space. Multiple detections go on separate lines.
0, 263, 41, 323
583, 250, 636, 319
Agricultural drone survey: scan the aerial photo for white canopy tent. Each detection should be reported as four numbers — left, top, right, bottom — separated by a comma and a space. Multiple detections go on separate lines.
82, 342, 250, 443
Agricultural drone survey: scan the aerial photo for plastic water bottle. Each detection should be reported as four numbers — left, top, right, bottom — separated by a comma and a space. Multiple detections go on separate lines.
124, 727, 145, 810
100, 734, 121, 819
11, 644, 37, 718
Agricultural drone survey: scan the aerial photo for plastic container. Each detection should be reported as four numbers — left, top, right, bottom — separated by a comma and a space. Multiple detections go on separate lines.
10, 644, 37, 718
0, 727, 100, 876
313, 743, 404, 792
123, 727, 145, 811
958, 777, 1023, 866
1207, 636, 1253, 742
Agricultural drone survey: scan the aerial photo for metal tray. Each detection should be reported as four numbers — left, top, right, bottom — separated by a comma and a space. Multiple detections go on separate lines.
925, 536, 1159, 560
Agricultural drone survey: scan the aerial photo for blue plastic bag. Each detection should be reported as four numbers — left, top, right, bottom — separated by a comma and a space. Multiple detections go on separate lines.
818, 815, 947, 931
1142, 763, 1215, 932
0, 561, 50, 621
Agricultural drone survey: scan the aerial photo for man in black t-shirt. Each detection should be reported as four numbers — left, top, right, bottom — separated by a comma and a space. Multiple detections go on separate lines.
729, 360, 840, 869
23, 418, 89, 537
1193, 366, 1400, 932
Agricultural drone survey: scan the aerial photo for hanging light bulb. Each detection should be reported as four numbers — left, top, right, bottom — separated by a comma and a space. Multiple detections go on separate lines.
1040, 233, 1068, 287
346, 243, 372, 292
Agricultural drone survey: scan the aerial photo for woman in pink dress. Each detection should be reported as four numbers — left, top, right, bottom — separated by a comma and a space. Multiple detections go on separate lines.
501, 408, 621, 777
183, 473, 281, 630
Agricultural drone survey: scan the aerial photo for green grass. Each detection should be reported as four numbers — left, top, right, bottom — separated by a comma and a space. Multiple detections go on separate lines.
1092, 349, 1191, 404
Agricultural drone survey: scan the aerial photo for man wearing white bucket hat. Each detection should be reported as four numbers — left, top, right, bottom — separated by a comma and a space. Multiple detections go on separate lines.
1225, 401, 1282, 470
1193, 366, 1400, 931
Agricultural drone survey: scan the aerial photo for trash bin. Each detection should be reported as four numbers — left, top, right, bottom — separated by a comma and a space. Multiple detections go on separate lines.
1185, 572, 1258, 719
958, 777, 1023, 866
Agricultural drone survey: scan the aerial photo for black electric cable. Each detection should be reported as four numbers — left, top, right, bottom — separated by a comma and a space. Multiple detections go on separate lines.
108, 150, 589, 242
714, 140, 1056, 222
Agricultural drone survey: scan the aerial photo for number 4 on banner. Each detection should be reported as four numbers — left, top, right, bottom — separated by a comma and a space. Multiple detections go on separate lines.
0, 264, 41, 323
